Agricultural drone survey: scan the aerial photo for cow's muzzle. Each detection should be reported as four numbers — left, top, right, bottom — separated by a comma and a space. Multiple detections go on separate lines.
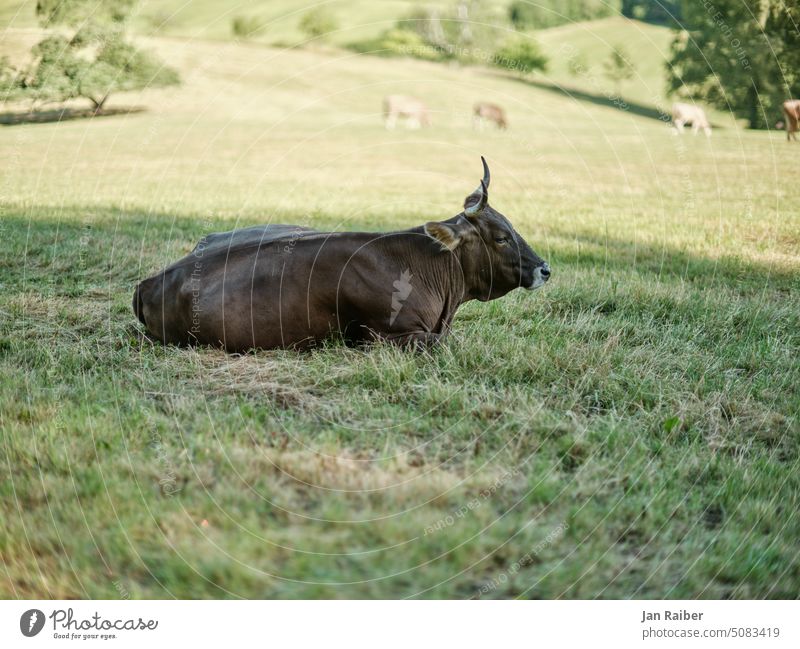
526, 263, 550, 290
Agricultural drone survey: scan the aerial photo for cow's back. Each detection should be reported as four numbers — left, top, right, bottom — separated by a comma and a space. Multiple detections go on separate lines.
783, 100, 800, 119
193, 224, 318, 255
135, 224, 322, 347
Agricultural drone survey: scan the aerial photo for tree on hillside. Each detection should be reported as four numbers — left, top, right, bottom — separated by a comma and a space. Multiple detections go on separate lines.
604, 44, 635, 96
402, 0, 507, 62
5, 0, 178, 113
493, 35, 548, 75
666, 0, 799, 129
299, 8, 339, 41
509, 0, 616, 30
568, 50, 590, 78
231, 15, 265, 40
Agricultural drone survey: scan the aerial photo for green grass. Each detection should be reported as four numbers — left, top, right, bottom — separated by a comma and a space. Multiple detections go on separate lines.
0, 26, 798, 599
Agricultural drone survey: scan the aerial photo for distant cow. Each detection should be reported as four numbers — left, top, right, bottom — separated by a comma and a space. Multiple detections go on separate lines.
672, 102, 711, 137
782, 100, 800, 142
473, 102, 507, 130
383, 95, 431, 129
132, 158, 551, 352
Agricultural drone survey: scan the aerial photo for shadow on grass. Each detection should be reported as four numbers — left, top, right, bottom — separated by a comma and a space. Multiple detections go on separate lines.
0, 105, 146, 126
2, 208, 795, 295
494, 73, 679, 125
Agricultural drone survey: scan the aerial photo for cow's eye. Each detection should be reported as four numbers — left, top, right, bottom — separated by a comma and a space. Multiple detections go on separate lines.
494, 236, 508, 245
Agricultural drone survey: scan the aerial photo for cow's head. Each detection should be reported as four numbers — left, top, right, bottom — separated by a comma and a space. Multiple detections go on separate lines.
424, 157, 550, 301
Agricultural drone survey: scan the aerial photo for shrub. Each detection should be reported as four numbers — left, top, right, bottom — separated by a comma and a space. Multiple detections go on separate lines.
509, 0, 618, 30
299, 8, 338, 41
603, 44, 635, 95
352, 28, 446, 61
492, 36, 548, 74
567, 50, 589, 77
231, 15, 265, 39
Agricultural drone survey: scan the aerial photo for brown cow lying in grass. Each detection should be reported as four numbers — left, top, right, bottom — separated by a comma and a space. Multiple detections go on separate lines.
133, 158, 550, 351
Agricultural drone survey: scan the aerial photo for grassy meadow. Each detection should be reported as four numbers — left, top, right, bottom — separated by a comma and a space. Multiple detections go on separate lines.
1, 13, 799, 599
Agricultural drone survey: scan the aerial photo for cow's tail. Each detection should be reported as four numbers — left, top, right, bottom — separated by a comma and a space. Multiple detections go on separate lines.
132, 282, 147, 327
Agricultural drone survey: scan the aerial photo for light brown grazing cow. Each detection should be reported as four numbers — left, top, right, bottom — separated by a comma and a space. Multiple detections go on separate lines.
473, 102, 507, 130
782, 100, 800, 142
132, 157, 551, 351
383, 95, 431, 129
672, 102, 711, 137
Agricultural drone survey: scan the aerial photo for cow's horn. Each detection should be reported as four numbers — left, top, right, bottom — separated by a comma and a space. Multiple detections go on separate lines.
464, 179, 488, 216
481, 155, 490, 188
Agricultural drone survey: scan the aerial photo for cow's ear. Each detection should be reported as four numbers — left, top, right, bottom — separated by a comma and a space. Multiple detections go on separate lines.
463, 179, 488, 219
424, 221, 462, 250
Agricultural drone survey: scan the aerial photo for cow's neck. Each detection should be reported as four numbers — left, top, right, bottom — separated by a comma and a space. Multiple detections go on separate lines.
398, 226, 471, 309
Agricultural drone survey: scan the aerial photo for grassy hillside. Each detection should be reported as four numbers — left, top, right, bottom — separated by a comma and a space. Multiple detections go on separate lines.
537, 17, 672, 104
0, 0, 492, 44
0, 4, 697, 126
1, 27, 798, 599
135, 0, 437, 45
0, 0, 33, 27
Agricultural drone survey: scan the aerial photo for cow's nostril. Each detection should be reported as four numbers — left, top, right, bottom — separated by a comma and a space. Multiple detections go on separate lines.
540, 265, 551, 278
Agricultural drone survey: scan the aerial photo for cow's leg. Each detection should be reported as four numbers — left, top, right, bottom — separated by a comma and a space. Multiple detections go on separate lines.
691, 121, 700, 136
407, 116, 421, 130
385, 112, 396, 130
674, 119, 685, 134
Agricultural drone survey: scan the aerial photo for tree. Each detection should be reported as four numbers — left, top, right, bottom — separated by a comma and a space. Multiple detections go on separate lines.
666, 0, 800, 129
568, 50, 590, 78
493, 36, 548, 75
231, 15, 265, 39
400, 0, 505, 62
509, 0, 616, 30
299, 8, 339, 41
604, 45, 635, 96
5, 0, 178, 112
